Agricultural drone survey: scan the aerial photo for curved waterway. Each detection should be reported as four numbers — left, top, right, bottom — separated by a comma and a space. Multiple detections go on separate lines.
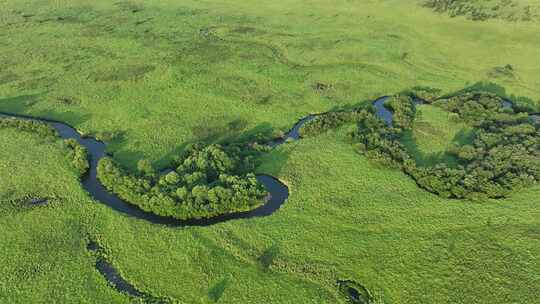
0, 96, 534, 226
2, 97, 536, 298
0, 111, 314, 226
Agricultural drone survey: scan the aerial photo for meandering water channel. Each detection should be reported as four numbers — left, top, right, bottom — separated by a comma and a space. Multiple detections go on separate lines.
0, 96, 535, 226
1, 96, 537, 299
0, 111, 314, 226
0, 110, 315, 298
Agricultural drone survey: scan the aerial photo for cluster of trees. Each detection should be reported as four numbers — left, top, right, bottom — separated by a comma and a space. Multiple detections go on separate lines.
0, 117, 57, 139
349, 107, 415, 168
97, 144, 267, 220
64, 139, 89, 177
299, 111, 362, 137
352, 92, 540, 199
384, 94, 416, 130
422, 0, 535, 21
433, 92, 512, 123
300, 91, 540, 199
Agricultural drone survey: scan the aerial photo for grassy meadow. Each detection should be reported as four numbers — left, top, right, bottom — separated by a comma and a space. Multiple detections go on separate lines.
1, 125, 539, 303
1, 0, 540, 169
1, 0, 540, 303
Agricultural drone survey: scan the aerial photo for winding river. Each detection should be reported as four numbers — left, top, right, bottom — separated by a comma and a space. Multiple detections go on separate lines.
0, 111, 314, 226
1, 96, 537, 299
1, 96, 534, 226
0, 111, 316, 298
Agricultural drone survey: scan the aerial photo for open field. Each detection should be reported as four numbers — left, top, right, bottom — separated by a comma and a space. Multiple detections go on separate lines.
1, 125, 539, 303
1, 0, 540, 169
1, 1, 540, 303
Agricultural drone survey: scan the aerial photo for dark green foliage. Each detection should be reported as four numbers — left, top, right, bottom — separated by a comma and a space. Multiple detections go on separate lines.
443, 82, 539, 113
137, 159, 155, 178
350, 108, 415, 168
64, 138, 89, 176
384, 94, 416, 130
97, 144, 267, 220
404, 86, 442, 102
433, 92, 513, 123
299, 111, 363, 137
513, 98, 540, 114
422, 0, 539, 21
351, 91, 540, 199
0, 117, 57, 140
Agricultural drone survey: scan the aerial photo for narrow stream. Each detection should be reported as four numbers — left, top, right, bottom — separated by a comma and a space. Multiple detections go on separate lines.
0, 96, 534, 225
1, 95, 535, 299
0, 111, 314, 297
0, 111, 314, 226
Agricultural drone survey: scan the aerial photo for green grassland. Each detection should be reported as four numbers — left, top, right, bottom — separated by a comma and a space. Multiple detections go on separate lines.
1, 0, 540, 169
0, 127, 129, 303
1, 0, 540, 303
2, 125, 539, 303
401, 104, 473, 166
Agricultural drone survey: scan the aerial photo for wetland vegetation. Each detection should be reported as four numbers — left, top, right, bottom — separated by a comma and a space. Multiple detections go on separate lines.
1, 0, 540, 303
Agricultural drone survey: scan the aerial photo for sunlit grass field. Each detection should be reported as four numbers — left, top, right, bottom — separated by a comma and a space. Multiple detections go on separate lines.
1, 0, 540, 169
1, 0, 540, 303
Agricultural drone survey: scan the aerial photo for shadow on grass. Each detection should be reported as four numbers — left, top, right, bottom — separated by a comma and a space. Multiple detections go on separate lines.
400, 130, 451, 167
141, 120, 292, 179
258, 243, 280, 271
0, 94, 293, 178
400, 127, 474, 168
0, 93, 93, 127
0, 94, 42, 112
442, 81, 537, 110
208, 276, 231, 302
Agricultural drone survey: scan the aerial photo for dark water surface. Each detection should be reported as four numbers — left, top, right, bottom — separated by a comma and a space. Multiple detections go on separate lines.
267, 114, 316, 147
373, 96, 392, 125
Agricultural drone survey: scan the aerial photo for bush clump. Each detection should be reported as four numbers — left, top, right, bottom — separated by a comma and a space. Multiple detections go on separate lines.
384, 94, 416, 130
299, 111, 363, 137
97, 144, 267, 220
0, 117, 57, 140
64, 138, 89, 176
422, 0, 539, 22
433, 92, 513, 122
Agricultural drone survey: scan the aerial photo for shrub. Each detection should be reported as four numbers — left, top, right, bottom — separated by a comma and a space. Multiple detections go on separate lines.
299, 111, 362, 137
384, 94, 416, 130
64, 138, 89, 176
0, 117, 57, 140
